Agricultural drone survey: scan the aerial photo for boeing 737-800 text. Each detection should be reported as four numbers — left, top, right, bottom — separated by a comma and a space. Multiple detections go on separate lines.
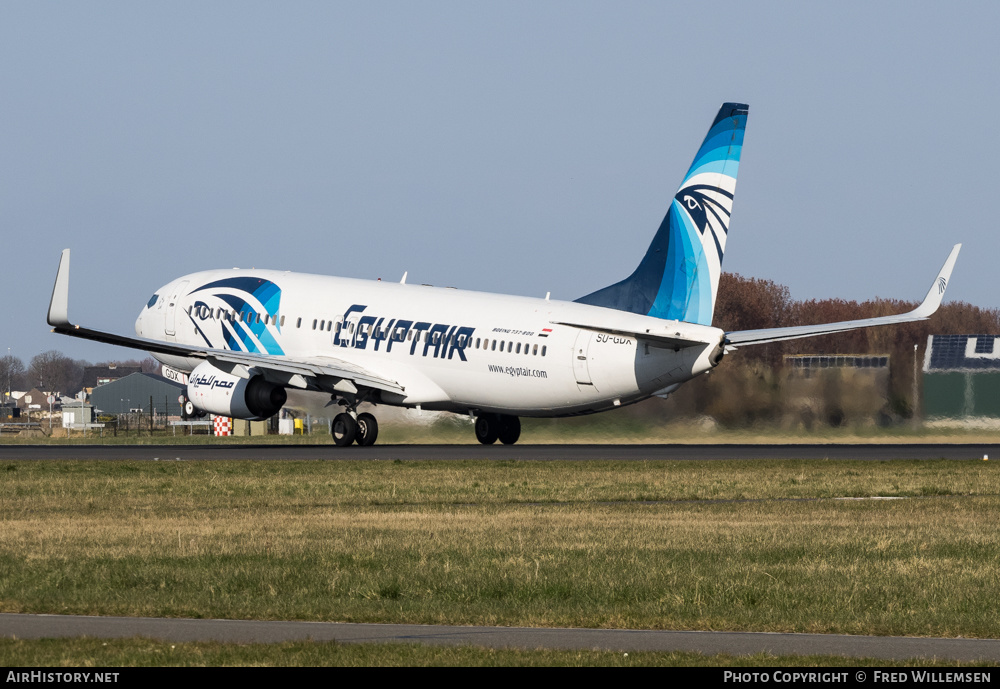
47, 103, 961, 446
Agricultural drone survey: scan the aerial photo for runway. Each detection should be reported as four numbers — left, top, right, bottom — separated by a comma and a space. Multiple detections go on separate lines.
3, 613, 999, 662
0, 442, 996, 461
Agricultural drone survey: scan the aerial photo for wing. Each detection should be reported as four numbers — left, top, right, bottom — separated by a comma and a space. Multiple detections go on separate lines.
725, 244, 961, 347
46, 249, 405, 396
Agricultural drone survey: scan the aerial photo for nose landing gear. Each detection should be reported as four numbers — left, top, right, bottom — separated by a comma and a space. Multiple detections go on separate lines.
475, 413, 520, 445
178, 395, 204, 420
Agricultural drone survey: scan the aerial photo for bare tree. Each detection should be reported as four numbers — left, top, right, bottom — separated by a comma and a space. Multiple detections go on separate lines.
0, 355, 26, 399
28, 351, 84, 396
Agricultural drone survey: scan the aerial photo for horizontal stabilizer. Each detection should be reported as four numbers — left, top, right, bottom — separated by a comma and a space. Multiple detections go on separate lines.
550, 319, 712, 350
725, 244, 961, 347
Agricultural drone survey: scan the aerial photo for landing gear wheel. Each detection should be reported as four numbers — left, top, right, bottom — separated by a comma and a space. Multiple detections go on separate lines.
498, 415, 521, 445
183, 400, 196, 419
475, 415, 499, 445
355, 412, 379, 446
332, 413, 358, 447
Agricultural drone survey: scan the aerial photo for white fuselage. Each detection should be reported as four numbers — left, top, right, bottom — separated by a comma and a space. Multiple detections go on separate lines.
134, 268, 725, 417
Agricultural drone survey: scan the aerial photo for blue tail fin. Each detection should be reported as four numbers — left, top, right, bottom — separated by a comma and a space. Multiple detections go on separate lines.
575, 102, 748, 325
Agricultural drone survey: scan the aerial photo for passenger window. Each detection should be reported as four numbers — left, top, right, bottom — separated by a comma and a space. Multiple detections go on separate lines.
508, 342, 513, 353
533, 344, 538, 355
296, 317, 302, 328
327, 321, 332, 332
335, 322, 341, 334
542, 345, 547, 356
516, 342, 521, 354
312, 319, 317, 330
320, 319, 326, 330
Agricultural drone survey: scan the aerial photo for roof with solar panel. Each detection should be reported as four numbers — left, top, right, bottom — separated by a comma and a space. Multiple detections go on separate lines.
924, 335, 1000, 372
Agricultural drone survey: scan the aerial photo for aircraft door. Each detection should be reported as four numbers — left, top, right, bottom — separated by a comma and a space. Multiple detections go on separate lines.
572, 329, 595, 389
164, 280, 189, 338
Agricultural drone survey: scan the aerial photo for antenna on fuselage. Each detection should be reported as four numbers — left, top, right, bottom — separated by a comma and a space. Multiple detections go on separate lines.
400, 271, 408, 284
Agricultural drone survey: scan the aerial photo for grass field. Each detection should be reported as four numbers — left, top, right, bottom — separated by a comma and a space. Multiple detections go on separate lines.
2, 458, 998, 644
2, 638, 994, 668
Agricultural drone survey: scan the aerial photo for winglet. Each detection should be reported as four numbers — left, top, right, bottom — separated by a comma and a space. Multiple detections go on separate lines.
911, 243, 961, 318
47, 249, 72, 328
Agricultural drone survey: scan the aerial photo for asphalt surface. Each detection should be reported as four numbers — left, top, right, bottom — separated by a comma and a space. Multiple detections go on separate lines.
3, 613, 998, 661
0, 442, 996, 461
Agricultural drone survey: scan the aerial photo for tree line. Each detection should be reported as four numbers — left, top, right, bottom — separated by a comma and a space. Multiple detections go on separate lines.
693, 272, 1000, 424
713, 272, 1000, 366
0, 352, 160, 398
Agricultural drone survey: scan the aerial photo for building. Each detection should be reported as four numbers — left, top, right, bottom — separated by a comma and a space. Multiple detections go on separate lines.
16, 388, 50, 411
88, 373, 185, 416
923, 335, 1000, 418
61, 402, 94, 426
81, 364, 142, 394
783, 354, 891, 425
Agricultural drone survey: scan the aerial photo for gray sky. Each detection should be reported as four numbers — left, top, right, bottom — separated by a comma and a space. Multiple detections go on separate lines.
3, 1, 998, 364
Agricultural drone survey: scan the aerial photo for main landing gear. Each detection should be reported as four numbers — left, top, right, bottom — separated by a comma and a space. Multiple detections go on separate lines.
332, 411, 379, 447
475, 413, 520, 445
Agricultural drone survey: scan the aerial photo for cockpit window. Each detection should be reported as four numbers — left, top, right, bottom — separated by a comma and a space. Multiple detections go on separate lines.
146, 294, 159, 309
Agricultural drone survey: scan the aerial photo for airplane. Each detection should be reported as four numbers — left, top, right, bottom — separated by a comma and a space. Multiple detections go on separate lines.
47, 102, 961, 446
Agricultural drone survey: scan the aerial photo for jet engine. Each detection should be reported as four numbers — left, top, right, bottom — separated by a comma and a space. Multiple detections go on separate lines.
186, 361, 287, 421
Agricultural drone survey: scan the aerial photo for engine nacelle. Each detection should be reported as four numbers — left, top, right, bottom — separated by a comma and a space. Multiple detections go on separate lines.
186, 361, 287, 421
